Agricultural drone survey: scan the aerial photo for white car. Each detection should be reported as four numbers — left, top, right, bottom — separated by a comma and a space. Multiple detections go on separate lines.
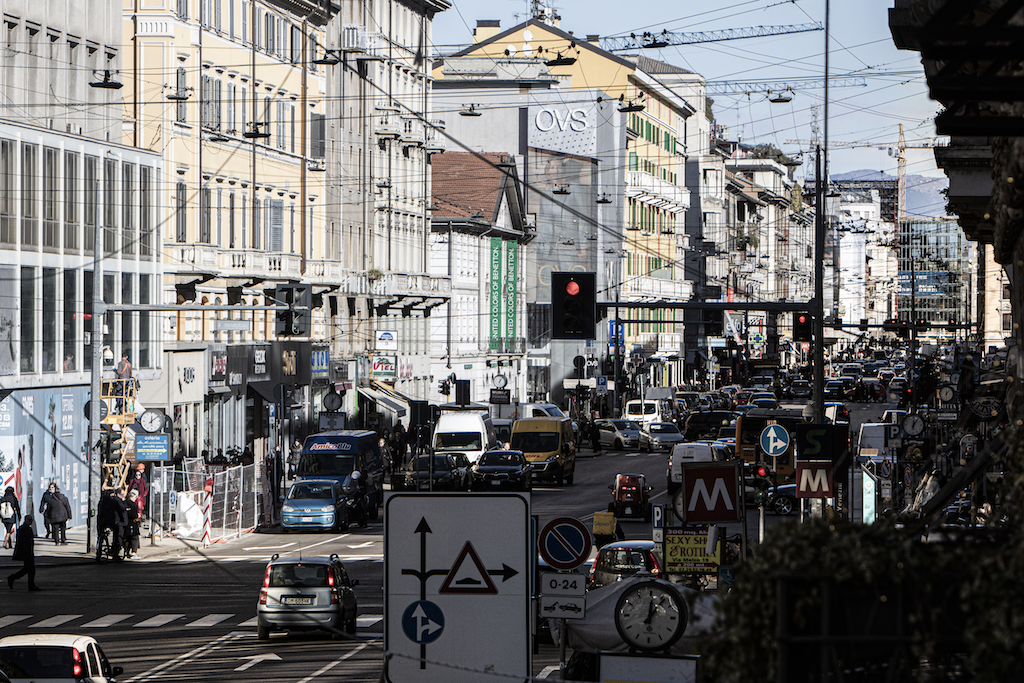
638, 422, 686, 452
594, 419, 641, 450
0, 634, 123, 682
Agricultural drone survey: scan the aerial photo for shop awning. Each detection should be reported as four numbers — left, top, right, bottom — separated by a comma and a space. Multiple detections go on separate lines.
249, 381, 277, 404
358, 386, 407, 418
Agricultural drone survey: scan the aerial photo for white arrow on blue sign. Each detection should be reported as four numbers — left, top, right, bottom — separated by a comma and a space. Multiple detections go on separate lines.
760, 424, 791, 458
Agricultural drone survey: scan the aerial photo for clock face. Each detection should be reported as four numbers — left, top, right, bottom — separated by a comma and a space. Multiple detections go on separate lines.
323, 391, 343, 411
903, 414, 925, 436
141, 410, 163, 433
493, 374, 508, 389
614, 580, 687, 652
939, 386, 955, 402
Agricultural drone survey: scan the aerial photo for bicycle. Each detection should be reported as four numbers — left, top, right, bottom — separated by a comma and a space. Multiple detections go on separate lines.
95, 526, 128, 563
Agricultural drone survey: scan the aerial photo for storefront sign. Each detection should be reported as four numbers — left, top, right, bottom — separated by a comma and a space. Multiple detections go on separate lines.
135, 433, 171, 461
209, 344, 227, 385
248, 344, 271, 383
376, 330, 398, 351
370, 355, 397, 379
227, 346, 247, 396
490, 237, 502, 351
489, 389, 511, 405
311, 346, 330, 381
505, 240, 518, 343
663, 528, 720, 575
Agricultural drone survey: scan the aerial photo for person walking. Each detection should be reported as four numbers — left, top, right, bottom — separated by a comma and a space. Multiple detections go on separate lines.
124, 490, 142, 557
288, 438, 302, 479
126, 465, 149, 518
39, 482, 56, 539
44, 485, 72, 545
1, 486, 20, 550
7, 514, 40, 591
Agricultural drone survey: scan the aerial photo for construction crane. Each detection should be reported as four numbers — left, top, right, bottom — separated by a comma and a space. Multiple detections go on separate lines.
599, 23, 822, 52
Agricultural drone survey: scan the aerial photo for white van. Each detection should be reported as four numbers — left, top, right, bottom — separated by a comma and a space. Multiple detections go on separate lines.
432, 411, 498, 464
666, 442, 716, 493
624, 399, 673, 428
856, 423, 890, 464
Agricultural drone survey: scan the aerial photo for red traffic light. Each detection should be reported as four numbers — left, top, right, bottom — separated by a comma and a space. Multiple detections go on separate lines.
755, 464, 770, 478
797, 315, 807, 324
565, 280, 580, 296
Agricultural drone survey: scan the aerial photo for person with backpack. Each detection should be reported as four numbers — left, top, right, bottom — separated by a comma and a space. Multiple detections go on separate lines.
44, 485, 72, 545
1, 486, 20, 550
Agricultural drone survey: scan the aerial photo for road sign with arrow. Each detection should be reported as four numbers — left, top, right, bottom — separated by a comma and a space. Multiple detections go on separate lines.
385, 493, 530, 683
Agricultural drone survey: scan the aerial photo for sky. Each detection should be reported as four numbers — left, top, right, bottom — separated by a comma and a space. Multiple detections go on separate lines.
431, 0, 943, 188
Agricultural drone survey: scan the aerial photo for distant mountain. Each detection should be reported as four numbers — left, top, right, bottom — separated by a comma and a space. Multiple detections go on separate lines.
832, 169, 949, 218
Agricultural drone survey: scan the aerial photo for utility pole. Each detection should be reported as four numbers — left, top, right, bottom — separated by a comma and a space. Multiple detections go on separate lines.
88, 218, 104, 554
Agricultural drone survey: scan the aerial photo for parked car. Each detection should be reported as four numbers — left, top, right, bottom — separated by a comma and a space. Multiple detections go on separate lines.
768, 483, 798, 516
639, 422, 685, 452
608, 473, 652, 520
588, 540, 664, 589
0, 635, 123, 683
281, 479, 349, 532
469, 450, 532, 491
788, 380, 812, 399
594, 419, 641, 450
257, 553, 359, 640
397, 454, 468, 491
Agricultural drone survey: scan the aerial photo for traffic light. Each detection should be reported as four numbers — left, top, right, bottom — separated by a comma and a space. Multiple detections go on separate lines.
916, 318, 930, 332
551, 272, 597, 340
859, 318, 869, 332
106, 433, 123, 463
753, 460, 772, 506
947, 318, 958, 331
793, 312, 812, 342
898, 320, 911, 339
272, 284, 312, 337
438, 379, 450, 396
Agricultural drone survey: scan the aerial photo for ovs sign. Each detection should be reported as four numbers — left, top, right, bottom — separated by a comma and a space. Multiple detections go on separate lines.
534, 107, 589, 133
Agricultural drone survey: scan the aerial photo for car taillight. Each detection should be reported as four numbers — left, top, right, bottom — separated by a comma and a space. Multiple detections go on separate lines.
589, 560, 597, 583
331, 589, 339, 605
259, 588, 268, 605
328, 572, 335, 587
262, 564, 271, 589
73, 647, 82, 678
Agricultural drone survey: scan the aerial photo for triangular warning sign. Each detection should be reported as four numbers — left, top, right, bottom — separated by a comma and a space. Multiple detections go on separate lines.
439, 541, 498, 595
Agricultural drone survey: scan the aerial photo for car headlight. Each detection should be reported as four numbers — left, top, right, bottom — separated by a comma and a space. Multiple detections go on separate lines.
547, 455, 558, 462
320, 505, 335, 513
282, 505, 294, 513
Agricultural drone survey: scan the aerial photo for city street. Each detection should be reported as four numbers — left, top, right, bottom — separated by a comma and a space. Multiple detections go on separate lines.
0, 402, 886, 682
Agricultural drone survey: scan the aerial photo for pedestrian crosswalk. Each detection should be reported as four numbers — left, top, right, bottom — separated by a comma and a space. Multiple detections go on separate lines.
0, 613, 385, 632
132, 554, 383, 564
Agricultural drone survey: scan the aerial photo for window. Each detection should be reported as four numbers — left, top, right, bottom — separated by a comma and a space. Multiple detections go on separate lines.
176, 67, 188, 123
21, 143, 38, 248
122, 162, 135, 256
311, 113, 325, 158
241, 194, 247, 248
228, 192, 236, 247
229, 0, 234, 37
214, 0, 221, 31
176, 182, 187, 242
0, 139, 14, 246
43, 147, 59, 251
252, 192, 260, 249
227, 83, 235, 132
277, 100, 285, 149
1003, 313, 1012, 331
20, 266, 35, 373
121, 273, 134, 364
41, 268, 57, 372
200, 184, 211, 243
64, 151, 78, 251
63, 269, 77, 370
241, 1, 248, 44
177, 0, 189, 19
216, 187, 222, 244
83, 271, 93, 360
1003, 284, 1011, 300
139, 274, 151, 367
84, 155, 97, 253
290, 104, 295, 153
140, 166, 153, 258
103, 158, 117, 254
291, 25, 301, 63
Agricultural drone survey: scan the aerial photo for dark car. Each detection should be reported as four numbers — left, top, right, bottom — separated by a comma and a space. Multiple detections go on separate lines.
768, 483, 798, 516
257, 553, 359, 640
397, 454, 467, 491
469, 450, 532, 491
588, 540, 664, 588
681, 411, 734, 441
788, 380, 811, 399
608, 473, 652, 520
824, 381, 846, 400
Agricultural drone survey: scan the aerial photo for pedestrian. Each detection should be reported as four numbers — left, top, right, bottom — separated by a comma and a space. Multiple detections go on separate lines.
7, 514, 40, 591
393, 421, 407, 462
39, 481, 56, 539
378, 437, 394, 478
1, 486, 20, 550
590, 419, 602, 452
124, 490, 142, 557
44, 485, 72, 546
126, 464, 149, 518
115, 352, 132, 411
288, 438, 302, 479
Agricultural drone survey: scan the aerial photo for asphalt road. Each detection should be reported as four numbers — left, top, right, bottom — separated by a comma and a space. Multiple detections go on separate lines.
1, 401, 888, 682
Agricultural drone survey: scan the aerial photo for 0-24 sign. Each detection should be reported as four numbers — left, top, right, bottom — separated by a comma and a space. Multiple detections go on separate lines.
540, 572, 585, 597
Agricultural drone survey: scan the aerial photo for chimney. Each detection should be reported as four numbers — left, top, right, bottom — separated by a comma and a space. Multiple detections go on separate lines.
586, 34, 600, 45
473, 20, 501, 43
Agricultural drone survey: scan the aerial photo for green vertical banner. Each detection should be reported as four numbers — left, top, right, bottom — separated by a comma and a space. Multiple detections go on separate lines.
490, 237, 503, 351
504, 240, 518, 349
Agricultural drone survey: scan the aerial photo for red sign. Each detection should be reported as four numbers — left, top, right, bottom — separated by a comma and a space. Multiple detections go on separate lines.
796, 461, 834, 498
678, 463, 741, 523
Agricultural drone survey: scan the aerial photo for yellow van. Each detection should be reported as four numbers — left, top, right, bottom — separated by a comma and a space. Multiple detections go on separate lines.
509, 417, 576, 485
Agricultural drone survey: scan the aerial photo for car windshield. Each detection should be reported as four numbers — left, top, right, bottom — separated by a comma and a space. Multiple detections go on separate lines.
0, 646, 76, 678
268, 563, 330, 588
433, 432, 481, 452
412, 456, 452, 470
612, 420, 640, 430
478, 452, 523, 466
649, 423, 680, 434
509, 432, 560, 452
296, 452, 355, 477
597, 549, 650, 573
287, 483, 334, 500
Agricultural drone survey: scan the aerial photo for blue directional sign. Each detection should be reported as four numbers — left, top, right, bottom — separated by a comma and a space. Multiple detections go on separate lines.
760, 424, 791, 458
402, 601, 445, 644
909, 367, 922, 382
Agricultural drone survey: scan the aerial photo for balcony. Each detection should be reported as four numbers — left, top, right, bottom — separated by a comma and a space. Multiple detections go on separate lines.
341, 25, 369, 52
376, 100, 400, 112
216, 250, 302, 280
625, 171, 690, 213
401, 119, 424, 146
423, 122, 446, 153
375, 116, 400, 139
622, 275, 692, 302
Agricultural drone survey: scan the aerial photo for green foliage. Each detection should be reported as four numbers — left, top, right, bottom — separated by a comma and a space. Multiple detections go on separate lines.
747, 142, 800, 167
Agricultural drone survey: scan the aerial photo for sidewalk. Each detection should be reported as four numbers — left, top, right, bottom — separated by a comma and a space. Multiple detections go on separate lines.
0, 523, 223, 569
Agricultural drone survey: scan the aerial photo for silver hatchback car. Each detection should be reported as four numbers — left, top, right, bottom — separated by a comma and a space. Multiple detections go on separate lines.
595, 419, 641, 450
257, 554, 359, 640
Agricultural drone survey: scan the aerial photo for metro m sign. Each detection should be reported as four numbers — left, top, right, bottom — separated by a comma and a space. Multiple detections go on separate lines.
677, 462, 741, 523
796, 461, 834, 498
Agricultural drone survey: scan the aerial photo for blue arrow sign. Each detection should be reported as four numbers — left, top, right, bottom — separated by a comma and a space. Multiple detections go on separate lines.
402, 600, 445, 644
760, 424, 791, 458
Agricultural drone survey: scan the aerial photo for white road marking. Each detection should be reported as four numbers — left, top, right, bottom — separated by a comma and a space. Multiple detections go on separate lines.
296, 643, 369, 683
243, 543, 296, 551
125, 632, 243, 683
82, 614, 134, 628
186, 614, 234, 627
355, 615, 382, 626
133, 614, 185, 628
347, 541, 374, 549
284, 535, 350, 554
30, 615, 82, 628
237, 617, 259, 627
0, 615, 32, 629
538, 665, 560, 679
235, 653, 281, 671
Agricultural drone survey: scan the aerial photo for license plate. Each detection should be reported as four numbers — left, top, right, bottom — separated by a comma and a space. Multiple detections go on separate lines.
624, 507, 632, 515
492, 480, 502, 486
282, 596, 313, 605
301, 517, 313, 522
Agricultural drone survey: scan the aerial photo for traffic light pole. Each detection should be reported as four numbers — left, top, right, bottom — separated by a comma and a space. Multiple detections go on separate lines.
88, 223, 104, 555
812, 145, 827, 425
